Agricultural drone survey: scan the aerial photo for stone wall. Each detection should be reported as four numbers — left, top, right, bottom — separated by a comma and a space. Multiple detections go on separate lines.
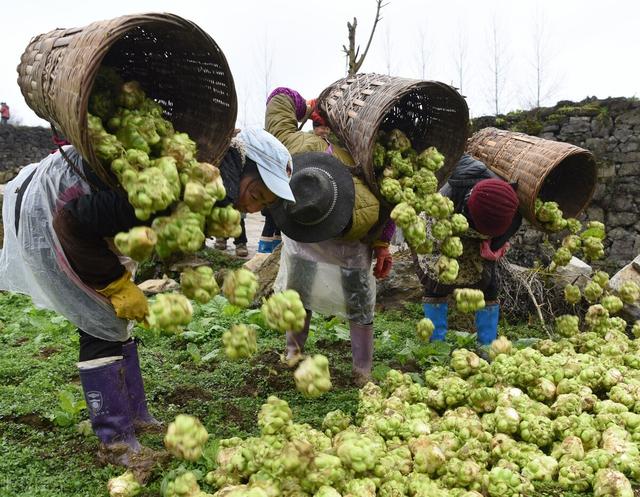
0, 125, 53, 183
0, 125, 52, 248
472, 97, 640, 272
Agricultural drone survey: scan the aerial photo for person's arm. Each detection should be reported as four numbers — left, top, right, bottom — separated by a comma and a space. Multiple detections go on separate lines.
265, 88, 306, 142
372, 219, 396, 248
372, 219, 395, 279
265, 89, 326, 155
53, 190, 142, 288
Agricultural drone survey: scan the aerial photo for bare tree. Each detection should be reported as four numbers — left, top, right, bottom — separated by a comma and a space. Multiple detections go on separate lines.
527, 9, 560, 109
239, 83, 252, 128
452, 23, 468, 93
342, 0, 388, 76
486, 15, 509, 115
415, 27, 430, 79
260, 32, 274, 101
382, 26, 394, 75
8, 113, 24, 126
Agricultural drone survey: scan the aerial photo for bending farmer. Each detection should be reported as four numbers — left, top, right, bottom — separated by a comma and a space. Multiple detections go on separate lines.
266, 87, 395, 385
0, 127, 293, 467
413, 154, 521, 352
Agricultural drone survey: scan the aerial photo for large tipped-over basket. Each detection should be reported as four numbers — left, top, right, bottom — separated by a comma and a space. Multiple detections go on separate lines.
466, 127, 597, 230
318, 73, 469, 201
17, 13, 237, 189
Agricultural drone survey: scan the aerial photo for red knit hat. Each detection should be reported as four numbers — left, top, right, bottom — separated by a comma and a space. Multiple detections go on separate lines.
466, 179, 519, 237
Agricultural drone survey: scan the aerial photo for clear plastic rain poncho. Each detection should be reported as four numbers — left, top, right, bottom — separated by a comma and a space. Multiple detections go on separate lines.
0, 147, 130, 341
274, 235, 376, 324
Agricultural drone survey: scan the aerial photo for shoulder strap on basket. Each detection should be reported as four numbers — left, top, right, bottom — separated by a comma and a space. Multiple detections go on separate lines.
51, 125, 100, 192
14, 167, 38, 235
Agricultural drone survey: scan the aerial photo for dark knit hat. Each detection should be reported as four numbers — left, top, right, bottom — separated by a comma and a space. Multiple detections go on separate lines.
466, 179, 519, 237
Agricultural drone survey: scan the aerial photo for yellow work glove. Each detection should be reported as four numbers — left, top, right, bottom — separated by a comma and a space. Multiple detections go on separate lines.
97, 271, 149, 322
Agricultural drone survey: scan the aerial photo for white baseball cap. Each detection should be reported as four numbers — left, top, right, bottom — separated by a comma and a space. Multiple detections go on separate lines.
237, 127, 295, 202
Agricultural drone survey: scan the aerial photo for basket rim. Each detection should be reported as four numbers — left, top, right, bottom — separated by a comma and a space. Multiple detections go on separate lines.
81, 13, 232, 189
320, 74, 469, 204
529, 149, 597, 224
467, 127, 598, 230
19, 12, 237, 190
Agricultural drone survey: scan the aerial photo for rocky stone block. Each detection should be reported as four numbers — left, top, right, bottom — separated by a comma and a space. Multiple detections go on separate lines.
617, 109, 640, 126
607, 211, 637, 228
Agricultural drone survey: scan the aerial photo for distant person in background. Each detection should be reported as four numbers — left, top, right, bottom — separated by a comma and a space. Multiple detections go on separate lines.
0, 102, 10, 125
258, 209, 281, 253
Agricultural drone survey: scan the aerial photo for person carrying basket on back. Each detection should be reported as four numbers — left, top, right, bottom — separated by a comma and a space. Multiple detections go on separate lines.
414, 154, 522, 356
0, 125, 294, 468
265, 87, 395, 385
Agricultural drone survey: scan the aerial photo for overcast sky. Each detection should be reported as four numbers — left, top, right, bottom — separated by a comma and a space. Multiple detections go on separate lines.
2, 0, 639, 127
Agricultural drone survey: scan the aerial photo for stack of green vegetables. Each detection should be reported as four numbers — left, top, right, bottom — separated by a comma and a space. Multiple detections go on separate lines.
86, 67, 246, 333
534, 200, 607, 269
110, 297, 640, 497
375, 129, 467, 284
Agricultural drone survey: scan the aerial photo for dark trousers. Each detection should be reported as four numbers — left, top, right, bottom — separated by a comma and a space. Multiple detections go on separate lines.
261, 210, 280, 237
234, 217, 247, 245
78, 329, 129, 361
421, 260, 499, 301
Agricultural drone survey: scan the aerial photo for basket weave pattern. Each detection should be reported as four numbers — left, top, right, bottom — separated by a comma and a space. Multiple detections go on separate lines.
318, 73, 469, 201
466, 127, 597, 228
17, 13, 237, 188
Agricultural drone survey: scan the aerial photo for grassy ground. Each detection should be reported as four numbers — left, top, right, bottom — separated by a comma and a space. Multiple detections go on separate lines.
0, 290, 588, 497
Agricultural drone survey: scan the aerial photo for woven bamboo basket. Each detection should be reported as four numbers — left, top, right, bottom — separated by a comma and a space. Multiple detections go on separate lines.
17, 13, 237, 189
318, 73, 469, 201
466, 127, 597, 230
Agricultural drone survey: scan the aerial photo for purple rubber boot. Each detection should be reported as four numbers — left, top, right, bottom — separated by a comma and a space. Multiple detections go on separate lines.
285, 310, 313, 367
350, 322, 374, 387
122, 340, 163, 433
79, 359, 141, 466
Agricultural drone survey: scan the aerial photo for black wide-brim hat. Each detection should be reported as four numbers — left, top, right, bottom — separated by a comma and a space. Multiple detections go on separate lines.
270, 152, 356, 243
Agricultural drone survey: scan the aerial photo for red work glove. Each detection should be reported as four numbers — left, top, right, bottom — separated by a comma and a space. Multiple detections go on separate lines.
373, 246, 393, 279
480, 239, 510, 261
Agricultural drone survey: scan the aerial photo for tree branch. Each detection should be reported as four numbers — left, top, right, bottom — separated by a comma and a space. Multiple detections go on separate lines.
353, 0, 387, 74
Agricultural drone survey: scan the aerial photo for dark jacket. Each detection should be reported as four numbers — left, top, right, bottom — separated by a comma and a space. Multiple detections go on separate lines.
443, 154, 522, 251
53, 160, 143, 288
217, 140, 254, 208
53, 145, 246, 289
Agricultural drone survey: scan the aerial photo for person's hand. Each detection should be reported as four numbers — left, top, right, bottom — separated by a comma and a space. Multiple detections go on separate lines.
480, 240, 510, 261
373, 246, 393, 279
97, 271, 149, 321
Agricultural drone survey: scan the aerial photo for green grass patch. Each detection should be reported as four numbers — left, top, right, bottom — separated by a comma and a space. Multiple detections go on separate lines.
0, 292, 579, 496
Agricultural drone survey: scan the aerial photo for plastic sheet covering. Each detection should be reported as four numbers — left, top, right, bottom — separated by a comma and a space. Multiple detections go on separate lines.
0, 147, 130, 341
274, 235, 376, 324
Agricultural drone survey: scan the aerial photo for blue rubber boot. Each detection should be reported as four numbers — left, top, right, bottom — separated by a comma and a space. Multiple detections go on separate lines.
423, 302, 448, 341
257, 237, 274, 254
475, 303, 500, 345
